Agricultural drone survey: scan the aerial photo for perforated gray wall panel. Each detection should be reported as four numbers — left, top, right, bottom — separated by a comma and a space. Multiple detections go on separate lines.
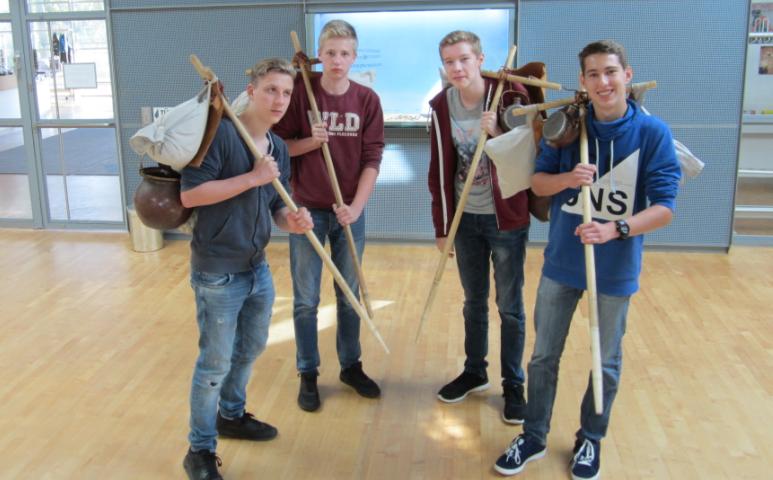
111, 0, 747, 247
111, 3, 305, 204
517, 0, 748, 247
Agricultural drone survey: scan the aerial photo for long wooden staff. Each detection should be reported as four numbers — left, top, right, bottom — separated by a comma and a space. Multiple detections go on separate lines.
481, 70, 562, 90
507, 81, 657, 118
415, 46, 517, 341
290, 31, 375, 319
579, 104, 603, 414
189, 55, 389, 355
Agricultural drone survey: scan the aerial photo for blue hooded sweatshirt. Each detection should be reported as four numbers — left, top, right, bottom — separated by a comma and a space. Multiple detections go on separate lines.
534, 99, 681, 296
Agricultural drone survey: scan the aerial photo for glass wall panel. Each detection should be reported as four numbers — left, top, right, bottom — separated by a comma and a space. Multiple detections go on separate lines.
0, 22, 20, 119
27, 0, 103, 13
41, 127, 122, 221
0, 127, 33, 219
30, 20, 113, 120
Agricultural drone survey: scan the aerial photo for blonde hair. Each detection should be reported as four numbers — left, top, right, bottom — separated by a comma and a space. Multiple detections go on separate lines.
245, 57, 296, 85
231, 58, 295, 116
438, 30, 482, 58
318, 19, 358, 51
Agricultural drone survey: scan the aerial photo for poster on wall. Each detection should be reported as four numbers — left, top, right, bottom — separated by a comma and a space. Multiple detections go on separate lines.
760, 46, 773, 75
745, 3, 773, 119
751, 3, 773, 33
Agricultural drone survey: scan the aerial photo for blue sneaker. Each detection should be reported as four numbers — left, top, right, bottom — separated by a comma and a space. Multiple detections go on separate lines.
571, 437, 600, 480
494, 434, 547, 476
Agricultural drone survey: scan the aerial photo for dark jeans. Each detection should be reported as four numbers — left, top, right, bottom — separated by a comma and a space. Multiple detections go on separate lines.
454, 212, 528, 387
289, 208, 364, 373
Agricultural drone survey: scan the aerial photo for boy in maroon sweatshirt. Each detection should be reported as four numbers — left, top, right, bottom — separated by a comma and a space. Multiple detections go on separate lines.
274, 19, 385, 412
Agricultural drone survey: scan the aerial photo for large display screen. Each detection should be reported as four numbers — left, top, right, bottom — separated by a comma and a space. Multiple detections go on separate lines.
312, 9, 512, 125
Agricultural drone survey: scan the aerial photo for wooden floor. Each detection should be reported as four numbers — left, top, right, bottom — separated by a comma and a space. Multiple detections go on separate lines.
0, 229, 771, 479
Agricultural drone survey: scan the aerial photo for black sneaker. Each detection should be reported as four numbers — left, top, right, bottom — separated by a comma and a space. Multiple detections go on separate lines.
216, 411, 277, 441
340, 361, 381, 398
298, 371, 321, 412
437, 371, 489, 403
183, 448, 223, 480
570, 437, 600, 480
494, 434, 547, 476
502, 384, 526, 424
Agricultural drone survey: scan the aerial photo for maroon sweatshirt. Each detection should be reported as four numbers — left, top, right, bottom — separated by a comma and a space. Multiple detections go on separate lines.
273, 75, 385, 209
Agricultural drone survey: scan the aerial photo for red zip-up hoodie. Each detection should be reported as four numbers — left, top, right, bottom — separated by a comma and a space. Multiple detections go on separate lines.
428, 76, 531, 238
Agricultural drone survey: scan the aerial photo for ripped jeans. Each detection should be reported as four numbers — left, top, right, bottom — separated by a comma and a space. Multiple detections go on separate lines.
187, 261, 274, 452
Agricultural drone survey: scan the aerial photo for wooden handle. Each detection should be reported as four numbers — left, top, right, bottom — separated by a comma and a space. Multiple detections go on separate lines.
506, 96, 578, 118
482, 69, 562, 90
579, 107, 604, 415
417, 45, 518, 341
189, 54, 215, 82
630, 80, 657, 92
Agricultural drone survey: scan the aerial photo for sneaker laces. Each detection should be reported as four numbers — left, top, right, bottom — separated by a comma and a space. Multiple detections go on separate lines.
504, 436, 525, 463
199, 450, 223, 468
573, 439, 595, 467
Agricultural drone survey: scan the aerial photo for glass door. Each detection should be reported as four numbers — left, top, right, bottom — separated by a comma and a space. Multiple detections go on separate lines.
0, 4, 33, 221
0, 0, 124, 227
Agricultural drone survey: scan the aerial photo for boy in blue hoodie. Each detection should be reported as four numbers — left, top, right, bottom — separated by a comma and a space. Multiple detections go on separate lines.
494, 40, 681, 479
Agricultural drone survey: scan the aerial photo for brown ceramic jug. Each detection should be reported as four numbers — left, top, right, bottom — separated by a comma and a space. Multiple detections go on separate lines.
133, 165, 192, 230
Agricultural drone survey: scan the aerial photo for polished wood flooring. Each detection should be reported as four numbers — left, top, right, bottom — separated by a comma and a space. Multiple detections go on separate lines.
0, 229, 771, 479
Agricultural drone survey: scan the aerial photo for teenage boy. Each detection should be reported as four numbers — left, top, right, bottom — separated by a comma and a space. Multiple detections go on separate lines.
428, 30, 532, 424
494, 40, 681, 480
180, 58, 313, 480
274, 19, 385, 412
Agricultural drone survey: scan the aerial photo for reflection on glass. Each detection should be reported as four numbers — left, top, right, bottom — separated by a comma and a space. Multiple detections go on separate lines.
30, 20, 113, 120
0, 1, 8, 14
27, 0, 103, 13
0, 127, 33, 219
0, 22, 21, 119
41, 127, 122, 222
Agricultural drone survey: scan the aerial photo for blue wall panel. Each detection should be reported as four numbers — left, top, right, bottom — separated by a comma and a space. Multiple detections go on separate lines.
518, 0, 748, 247
111, 0, 747, 248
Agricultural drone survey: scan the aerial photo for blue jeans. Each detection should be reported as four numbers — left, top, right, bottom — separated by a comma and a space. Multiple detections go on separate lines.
290, 208, 364, 373
524, 275, 630, 444
454, 213, 528, 387
188, 261, 275, 452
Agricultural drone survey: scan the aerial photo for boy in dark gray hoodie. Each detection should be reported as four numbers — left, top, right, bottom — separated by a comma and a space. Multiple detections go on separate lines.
179, 58, 313, 480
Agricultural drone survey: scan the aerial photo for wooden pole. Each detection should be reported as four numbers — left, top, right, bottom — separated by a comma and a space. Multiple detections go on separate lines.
579, 105, 604, 414
290, 31, 375, 320
505, 96, 578, 117
481, 69, 562, 90
189, 54, 389, 355
415, 46, 518, 342
506, 81, 657, 118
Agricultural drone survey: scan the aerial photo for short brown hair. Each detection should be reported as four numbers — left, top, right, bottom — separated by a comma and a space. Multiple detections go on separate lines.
578, 40, 628, 73
245, 57, 296, 84
438, 30, 482, 58
319, 19, 358, 51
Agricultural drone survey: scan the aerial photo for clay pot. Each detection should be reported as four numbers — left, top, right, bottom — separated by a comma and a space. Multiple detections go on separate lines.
133, 165, 191, 230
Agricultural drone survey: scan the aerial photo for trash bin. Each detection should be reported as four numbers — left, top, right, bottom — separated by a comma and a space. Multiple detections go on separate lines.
127, 206, 163, 252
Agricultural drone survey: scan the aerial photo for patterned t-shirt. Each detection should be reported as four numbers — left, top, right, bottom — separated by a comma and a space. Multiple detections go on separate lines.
447, 87, 495, 215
